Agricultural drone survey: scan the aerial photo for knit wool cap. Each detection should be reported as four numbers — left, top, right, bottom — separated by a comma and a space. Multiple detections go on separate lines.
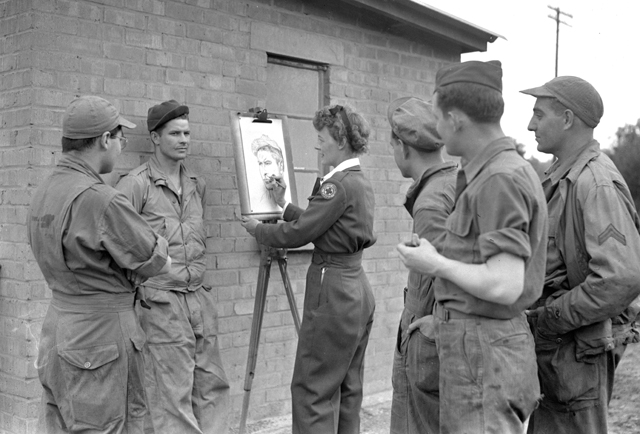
435, 60, 503, 93
147, 100, 189, 132
387, 97, 443, 152
62, 96, 135, 139
520, 76, 604, 128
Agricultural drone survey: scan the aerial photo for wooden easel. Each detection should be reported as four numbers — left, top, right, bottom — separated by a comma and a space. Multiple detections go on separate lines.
238, 232, 301, 434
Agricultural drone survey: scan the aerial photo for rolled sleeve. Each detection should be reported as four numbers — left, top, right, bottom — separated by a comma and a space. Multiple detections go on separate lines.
476, 174, 533, 262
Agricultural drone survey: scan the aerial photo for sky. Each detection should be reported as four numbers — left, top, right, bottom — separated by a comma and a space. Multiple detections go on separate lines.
419, 0, 640, 161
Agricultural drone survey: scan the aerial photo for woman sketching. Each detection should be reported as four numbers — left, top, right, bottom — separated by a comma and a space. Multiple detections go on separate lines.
241, 104, 376, 434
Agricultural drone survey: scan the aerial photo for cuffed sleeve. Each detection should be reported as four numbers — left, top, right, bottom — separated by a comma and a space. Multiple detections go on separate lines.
476, 174, 534, 262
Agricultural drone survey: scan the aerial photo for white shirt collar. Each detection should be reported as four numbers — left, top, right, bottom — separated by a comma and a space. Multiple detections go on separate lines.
321, 158, 360, 184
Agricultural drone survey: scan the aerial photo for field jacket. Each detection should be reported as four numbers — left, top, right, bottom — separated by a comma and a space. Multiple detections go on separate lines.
537, 141, 640, 361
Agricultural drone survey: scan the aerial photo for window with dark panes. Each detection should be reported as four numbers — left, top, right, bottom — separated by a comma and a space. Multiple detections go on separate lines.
266, 56, 328, 208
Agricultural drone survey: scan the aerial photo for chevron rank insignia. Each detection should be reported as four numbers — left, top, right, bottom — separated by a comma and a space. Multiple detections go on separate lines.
598, 224, 626, 246
320, 183, 337, 199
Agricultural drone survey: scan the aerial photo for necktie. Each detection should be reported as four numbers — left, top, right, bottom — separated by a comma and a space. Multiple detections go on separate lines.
311, 177, 322, 196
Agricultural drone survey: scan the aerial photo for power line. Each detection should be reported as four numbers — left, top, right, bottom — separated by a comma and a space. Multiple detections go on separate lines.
548, 5, 573, 77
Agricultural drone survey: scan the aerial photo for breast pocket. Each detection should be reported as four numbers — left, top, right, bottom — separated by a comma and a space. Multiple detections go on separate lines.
446, 211, 473, 237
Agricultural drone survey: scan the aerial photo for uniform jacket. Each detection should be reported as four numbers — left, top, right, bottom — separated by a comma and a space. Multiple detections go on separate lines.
403, 161, 457, 317
116, 155, 207, 292
537, 140, 640, 359
255, 165, 376, 252
28, 153, 169, 301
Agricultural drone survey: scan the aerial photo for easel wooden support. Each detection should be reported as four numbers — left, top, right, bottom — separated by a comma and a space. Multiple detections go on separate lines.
238, 236, 301, 434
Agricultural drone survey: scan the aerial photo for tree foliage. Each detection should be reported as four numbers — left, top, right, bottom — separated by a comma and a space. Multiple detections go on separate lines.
605, 119, 640, 210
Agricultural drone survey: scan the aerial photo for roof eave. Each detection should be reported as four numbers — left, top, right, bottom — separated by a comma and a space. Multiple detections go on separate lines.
342, 0, 502, 53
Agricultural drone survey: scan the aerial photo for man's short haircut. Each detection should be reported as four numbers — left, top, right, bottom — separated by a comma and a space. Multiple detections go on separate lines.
152, 113, 189, 136
62, 125, 122, 153
436, 82, 504, 124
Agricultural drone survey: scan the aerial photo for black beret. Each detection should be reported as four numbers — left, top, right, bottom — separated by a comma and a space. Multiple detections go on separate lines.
147, 100, 189, 132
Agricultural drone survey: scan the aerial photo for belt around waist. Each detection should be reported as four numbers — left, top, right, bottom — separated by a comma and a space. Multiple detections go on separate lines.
51, 291, 135, 312
433, 302, 486, 321
312, 250, 363, 268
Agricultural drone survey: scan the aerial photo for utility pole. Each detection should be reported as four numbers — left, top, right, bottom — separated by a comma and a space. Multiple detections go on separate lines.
548, 5, 573, 77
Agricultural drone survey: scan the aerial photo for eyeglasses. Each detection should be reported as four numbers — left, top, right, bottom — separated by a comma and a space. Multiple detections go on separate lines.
111, 135, 128, 148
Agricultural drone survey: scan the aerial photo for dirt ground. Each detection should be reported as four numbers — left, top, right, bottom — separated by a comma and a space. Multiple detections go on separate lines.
240, 343, 640, 433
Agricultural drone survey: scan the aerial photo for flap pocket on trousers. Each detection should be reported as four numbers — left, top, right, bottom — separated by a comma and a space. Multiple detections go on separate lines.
59, 343, 119, 370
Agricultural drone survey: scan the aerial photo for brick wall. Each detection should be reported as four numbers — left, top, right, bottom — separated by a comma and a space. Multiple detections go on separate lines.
0, 0, 459, 431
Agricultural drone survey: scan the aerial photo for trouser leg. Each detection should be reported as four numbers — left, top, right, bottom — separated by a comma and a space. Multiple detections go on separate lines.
138, 290, 201, 434
291, 264, 374, 434
528, 335, 613, 434
437, 315, 539, 434
391, 310, 440, 434
189, 289, 230, 434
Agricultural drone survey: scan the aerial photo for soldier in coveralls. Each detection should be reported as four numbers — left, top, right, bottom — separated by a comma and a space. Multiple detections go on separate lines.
387, 97, 457, 434
522, 76, 640, 434
241, 104, 376, 434
116, 100, 230, 434
28, 96, 171, 433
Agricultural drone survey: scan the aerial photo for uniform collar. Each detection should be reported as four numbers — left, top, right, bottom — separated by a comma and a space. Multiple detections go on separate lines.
58, 153, 104, 184
543, 140, 600, 187
462, 137, 517, 184
322, 157, 360, 184
405, 160, 458, 214
147, 155, 198, 196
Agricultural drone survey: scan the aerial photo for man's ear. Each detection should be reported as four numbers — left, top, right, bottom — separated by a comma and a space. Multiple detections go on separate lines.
400, 141, 412, 160
150, 131, 160, 145
562, 109, 576, 130
98, 131, 110, 150
449, 110, 465, 132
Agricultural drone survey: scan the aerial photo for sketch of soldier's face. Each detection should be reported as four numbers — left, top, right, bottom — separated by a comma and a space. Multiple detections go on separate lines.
256, 148, 284, 183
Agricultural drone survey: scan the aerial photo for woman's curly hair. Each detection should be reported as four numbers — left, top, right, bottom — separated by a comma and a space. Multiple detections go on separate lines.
312, 104, 370, 155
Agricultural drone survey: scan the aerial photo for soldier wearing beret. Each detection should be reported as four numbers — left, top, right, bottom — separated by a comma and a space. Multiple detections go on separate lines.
397, 60, 548, 433
28, 96, 172, 432
116, 100, 230, 433
387, 97, 457, 434
241, 104, 376, 434
522, 77, 640, 434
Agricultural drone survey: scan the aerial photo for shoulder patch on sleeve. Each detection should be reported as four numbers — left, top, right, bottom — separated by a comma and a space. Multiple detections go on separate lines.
320, 182, 337, 199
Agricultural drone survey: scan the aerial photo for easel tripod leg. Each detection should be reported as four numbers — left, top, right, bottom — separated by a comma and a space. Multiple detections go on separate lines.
276, 250, 301, 334
239, 246, 272, 434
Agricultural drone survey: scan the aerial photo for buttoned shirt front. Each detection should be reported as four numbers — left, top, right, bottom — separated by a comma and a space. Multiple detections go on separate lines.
435, 137, 548, 318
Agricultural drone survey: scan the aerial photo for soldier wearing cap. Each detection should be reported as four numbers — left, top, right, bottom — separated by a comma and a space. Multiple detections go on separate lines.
521, 77, 640, 434
241, 104, 376, 434
28, 96, 171, 432
397, 60, 548, 433
116, 100, 230, 433
387, 97, 457, 434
